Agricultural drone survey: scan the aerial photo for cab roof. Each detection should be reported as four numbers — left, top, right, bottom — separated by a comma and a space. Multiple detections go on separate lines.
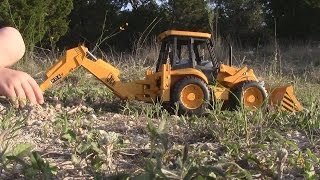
158, 30, 212, 40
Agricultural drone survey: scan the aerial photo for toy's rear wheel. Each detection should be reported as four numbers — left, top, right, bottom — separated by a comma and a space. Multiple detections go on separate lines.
230, 81, 267, 110
170, 76, 211, 115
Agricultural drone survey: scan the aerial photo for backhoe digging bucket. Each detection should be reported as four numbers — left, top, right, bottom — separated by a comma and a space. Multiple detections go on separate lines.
268, 84, 304, 112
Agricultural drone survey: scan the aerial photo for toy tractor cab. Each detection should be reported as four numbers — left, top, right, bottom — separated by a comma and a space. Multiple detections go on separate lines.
154, 30, 303, 114
156, 30, 219, 83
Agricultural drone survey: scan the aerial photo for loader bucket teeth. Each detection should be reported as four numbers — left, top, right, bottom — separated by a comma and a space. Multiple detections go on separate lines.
268, 85, 304, 112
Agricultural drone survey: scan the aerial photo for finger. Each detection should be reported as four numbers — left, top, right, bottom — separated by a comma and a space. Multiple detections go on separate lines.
2, 86, 18, 107
14, 84, 27, 107
0, 84, 16, 98
21, 81, 37, 104
27, 77, 44, 104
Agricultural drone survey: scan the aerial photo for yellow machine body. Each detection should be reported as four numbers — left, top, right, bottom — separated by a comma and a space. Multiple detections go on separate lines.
158, 30, 211, 40
217, 64, 258, 87
40, 45, 207, 104
268, 85, 304, 112
40, 30, 304, 114
211, 65, 303, 112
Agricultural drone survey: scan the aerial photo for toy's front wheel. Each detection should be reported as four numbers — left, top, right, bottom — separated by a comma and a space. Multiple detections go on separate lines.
170, 76, 211, 115
230, 81, 267, 110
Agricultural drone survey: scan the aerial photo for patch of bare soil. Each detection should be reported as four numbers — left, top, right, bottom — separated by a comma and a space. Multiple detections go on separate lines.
1, 100, 202, 179
1, 99, 318, 179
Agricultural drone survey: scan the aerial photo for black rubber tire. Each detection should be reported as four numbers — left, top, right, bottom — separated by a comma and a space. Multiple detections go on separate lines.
229, 80, 267, 110
170, 76, 211, 116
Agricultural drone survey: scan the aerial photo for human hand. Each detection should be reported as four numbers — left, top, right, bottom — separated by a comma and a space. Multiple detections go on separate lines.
0, 67, 44, 107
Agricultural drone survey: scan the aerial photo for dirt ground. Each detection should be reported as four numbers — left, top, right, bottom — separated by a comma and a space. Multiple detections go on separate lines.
1, 99, 197, 179
1, 96, 319, 179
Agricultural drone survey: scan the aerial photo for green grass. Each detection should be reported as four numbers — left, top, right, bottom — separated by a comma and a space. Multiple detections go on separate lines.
0, 43, 319, 179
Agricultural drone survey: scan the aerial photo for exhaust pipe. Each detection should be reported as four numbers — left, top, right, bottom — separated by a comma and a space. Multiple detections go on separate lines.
229, 44, 233, 66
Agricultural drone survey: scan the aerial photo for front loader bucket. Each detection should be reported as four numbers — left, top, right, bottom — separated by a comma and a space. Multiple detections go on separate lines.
268, 84, 304, 112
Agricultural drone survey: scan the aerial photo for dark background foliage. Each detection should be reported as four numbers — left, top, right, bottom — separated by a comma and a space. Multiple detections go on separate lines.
1, 0, 319, 51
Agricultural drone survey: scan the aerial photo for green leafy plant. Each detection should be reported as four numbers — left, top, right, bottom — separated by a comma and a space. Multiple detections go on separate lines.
8, 151, 57, 179
0, 108, 27, 171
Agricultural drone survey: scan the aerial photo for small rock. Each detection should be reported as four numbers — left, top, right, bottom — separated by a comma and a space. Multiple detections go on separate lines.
63, 163, 75, 170
128, 121, 135, 126
67, 107, 78, 114
200, 143, 215, 151
83, 118, 90, 125
80, 105, 87, 111
113, 113, 122, 119
171, 115, 180, 121
99, 129, 108, 135
55, 138, 63, 144
53, 96, 59, 101
26, 119, 34, 126
0, 103, 5, 108
33, 120, 43, 126
77, 128, 84, 135
55, 103, 62, 109
144, 143, 151, 149
49, 116, 56, 123
90, 114, 98, 120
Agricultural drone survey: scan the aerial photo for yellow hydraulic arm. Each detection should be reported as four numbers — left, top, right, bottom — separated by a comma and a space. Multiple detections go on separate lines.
40, 45, 151, 101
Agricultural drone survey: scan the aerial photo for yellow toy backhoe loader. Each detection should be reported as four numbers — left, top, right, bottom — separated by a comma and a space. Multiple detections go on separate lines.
40, 30, 303, 115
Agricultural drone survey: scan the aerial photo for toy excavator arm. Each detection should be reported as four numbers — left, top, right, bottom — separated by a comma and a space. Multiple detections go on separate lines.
40, 46, 91, 91
40, 45, 145, 100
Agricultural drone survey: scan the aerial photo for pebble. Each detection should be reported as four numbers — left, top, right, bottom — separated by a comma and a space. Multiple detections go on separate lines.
128, 121, 135, 126
99, 129, 108, 135
55, 103, 62, 109
33, 120, 43, 126
53, 96, 59, 101
0, 106, 6, 113
90, 114, 98, 120
26, 119, 34, 126
144, 143, 151, 149
63, 163, 75, 170
77, 128, 84, 135
83, 118, 90, 125
171, 115, 180, 121
112, 113, 122, 119
49, 116, 56, 123
200, 143, 216, 151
